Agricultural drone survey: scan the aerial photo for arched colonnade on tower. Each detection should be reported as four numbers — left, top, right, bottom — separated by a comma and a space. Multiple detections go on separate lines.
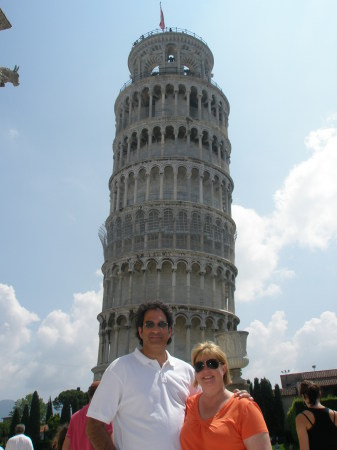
115, 81, 230, 135
109, 161, 233, 213
113, 120, 231, 172
105, 204, 236, 261
101, 257, 236, 314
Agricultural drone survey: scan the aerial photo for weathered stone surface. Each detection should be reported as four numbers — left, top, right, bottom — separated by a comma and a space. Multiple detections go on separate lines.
0, 66, 20, 87
0, 8, 12, 31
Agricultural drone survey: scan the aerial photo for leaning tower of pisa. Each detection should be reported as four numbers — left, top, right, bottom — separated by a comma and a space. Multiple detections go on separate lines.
93, 27, 248, 387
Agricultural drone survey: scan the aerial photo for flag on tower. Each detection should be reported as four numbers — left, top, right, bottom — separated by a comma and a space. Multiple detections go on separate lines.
159, 3, 165, 31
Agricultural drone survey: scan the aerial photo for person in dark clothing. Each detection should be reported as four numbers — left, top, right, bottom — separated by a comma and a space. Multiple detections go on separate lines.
296, 380, 337, 450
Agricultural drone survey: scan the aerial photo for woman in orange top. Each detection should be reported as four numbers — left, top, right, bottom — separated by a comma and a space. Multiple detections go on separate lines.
180, 341, 272, 450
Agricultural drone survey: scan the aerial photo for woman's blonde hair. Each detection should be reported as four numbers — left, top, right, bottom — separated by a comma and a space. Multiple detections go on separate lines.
191, 341, 231, 387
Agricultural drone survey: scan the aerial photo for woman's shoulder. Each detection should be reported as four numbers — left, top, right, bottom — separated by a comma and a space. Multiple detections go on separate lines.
230, 395, 254, 409
328, 408, 337, 425
186, 392, 201, 407
296, 409, 315, 426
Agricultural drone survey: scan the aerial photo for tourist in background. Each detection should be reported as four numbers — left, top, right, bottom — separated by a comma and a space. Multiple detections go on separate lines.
5, 424, 33, 450
62, 381, 112, 450
51, 424, 68, 450
296, 380, 337, 450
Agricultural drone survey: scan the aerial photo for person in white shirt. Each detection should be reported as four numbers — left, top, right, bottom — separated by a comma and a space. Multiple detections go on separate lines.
86, 301, 197, 450
5, 424, 34, 450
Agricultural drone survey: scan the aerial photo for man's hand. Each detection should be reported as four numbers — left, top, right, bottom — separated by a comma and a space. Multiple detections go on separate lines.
233, 389, 254, 400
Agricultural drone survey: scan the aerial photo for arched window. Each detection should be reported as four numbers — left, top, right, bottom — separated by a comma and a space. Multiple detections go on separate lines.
176, 211, 188, 249
134, 210, 145, 251
162, 209, 173, 247
204, 215, 213, 252
191, 212, 201, 251
148, 210, 159, 249
124, 215, 133, 252
115, 218, 122, 256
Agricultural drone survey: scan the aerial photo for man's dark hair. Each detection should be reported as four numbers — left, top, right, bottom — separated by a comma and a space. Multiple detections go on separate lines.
135, 301, 173, 346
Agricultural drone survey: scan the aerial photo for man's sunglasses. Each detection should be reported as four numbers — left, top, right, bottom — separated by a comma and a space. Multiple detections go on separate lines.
144, 320, 168, 329
193, 359, 223, 373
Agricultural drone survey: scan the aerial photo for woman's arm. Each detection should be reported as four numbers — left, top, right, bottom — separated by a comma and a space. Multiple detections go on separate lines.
61, 436, 71, 450
329, 409, 337, 426
296, 414, 310, 450
243, 432, 272, 450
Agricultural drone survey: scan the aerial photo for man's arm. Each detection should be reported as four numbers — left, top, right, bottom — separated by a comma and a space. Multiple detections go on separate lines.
86, 417, 115, 450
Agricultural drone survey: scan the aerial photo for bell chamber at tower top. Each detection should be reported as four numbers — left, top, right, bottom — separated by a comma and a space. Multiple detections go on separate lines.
128, 28, 214, 83
114, 28, 231, 173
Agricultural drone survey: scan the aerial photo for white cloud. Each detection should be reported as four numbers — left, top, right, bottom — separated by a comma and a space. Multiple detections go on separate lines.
273, 125, 337, 249
0, 283, 39, 349
0, 283, 102, 402
243, 310, 337, 386
233, 205, 282, 301
8, 128, 19, 139
293, 311, 337, 369
234, 121, 337, 302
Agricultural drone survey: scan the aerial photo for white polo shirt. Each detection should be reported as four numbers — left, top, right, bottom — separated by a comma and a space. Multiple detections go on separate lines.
87, 348, 197, 450
5, 434, 33, 450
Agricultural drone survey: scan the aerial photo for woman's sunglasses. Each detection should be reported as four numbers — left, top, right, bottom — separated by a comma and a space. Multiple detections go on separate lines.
193, 359, 223, 373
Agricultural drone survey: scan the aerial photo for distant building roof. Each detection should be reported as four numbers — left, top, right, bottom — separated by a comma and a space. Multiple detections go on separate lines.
280, 368, 337, 388
0, 8, 12, 31
280, 368, 337, 398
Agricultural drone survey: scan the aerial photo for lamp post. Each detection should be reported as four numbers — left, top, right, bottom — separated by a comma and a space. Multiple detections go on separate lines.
281, 369, 290, 387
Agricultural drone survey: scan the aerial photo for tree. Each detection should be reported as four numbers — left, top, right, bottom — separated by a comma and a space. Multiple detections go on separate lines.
46, 397, 53, 423
28, 390, 40, 448
53, 388, 88, 415
11, 393, 47, 421
251, 377, 286, 442
21, 403, 30, 429
47, 414, 61, 442
247, 379, 253, 397
260, 377, 276, 436
9, 407, 21, 438
0, 421, 9, 444
252, 377, 262, 409
60, 400, 71, 424
274, 384, 285, 437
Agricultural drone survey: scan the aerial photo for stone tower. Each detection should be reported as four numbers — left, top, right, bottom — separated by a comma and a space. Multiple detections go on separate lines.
93, 27, 248, 387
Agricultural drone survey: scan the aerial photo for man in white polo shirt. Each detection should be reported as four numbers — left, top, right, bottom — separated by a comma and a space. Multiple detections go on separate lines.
86, 301, 198, 450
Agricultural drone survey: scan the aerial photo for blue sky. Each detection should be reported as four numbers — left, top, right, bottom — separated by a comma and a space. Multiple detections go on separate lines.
1, 0, 337, 402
